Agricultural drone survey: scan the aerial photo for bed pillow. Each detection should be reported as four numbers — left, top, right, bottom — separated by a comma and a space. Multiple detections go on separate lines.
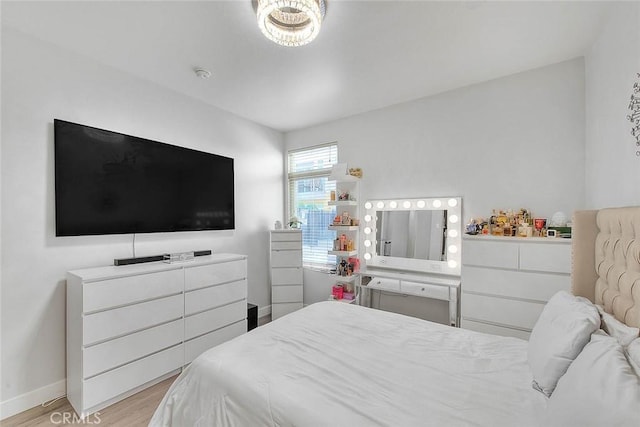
527, 290, 600, 396
544, 333, 640, 427
597, 305, 640, 347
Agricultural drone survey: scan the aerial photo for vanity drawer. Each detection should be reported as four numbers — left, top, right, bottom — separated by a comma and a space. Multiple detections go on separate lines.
83, 269, 183, 313
463, 240, 519, 269
462, 266, 570, 302
271, 267, 302, 285
462, 293, 544, 331
185, 321, 247, 364
185, 279, 247, 315
185, 300, 246, 340
185, 259, 246, 292
272, 285, 303, 303
83, 294, 183, 346
367, 277, 401, 292
271, 250, 302, 268
400, 280, 450, 301
83, 319, 183, 379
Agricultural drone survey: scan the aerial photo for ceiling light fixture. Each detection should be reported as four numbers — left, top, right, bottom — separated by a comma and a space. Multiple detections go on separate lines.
256, 0, 326, 47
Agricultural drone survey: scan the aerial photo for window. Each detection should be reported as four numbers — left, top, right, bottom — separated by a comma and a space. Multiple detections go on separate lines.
288, 143, 338, 269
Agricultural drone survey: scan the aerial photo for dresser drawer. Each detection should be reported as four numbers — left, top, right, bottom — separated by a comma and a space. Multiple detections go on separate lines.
83, 294, 183, 346
367, 277, 400, 292
185, 279, 246, 315
272, 285, 303, 303
271, 250, 302, 268
83, 344, 182, 410
272, 302, 303, 319
463, 240, 518, 269
400, 280, 450, 301
519, 243, 571, 274
83, 269, 183, 313
185, 321, 246, 364
271, 267, 302, 285
462, 293, 544, 331
185, 300, 246, 340
271, 241, 301, 250
83, 319, 183, 379
462, 266, 570, 302
185, 259, 246, 291
270, 231, 302, 242
461, 319, 531, 340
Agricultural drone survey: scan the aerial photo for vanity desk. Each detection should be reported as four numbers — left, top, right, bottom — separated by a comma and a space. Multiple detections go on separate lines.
359, 268, 461, 326
359, 196, 462, 327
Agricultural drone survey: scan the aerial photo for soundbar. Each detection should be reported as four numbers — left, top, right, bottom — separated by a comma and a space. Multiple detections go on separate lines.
114, 249, 212, 266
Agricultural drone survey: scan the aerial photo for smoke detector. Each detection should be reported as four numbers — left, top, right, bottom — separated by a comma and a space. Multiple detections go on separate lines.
194, 67, 212, 79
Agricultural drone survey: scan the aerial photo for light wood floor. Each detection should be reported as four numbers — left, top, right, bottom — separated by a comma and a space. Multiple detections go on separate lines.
2, 316, 271, 426
2, 375, 177, 427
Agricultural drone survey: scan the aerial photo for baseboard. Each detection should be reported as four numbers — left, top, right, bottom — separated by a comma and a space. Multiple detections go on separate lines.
258, 304, 271, 319
0, 379, 66, 420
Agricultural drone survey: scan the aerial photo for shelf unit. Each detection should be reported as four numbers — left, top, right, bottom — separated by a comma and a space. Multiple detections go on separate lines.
327, 168, 361, 302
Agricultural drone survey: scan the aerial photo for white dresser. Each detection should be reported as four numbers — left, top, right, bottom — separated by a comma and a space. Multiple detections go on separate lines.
66, 253, 247, 418
461, 237, 571, 339
270, 230, 303, 319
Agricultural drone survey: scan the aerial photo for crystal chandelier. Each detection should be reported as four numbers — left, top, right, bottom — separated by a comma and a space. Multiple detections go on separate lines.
257, 0, 326, 47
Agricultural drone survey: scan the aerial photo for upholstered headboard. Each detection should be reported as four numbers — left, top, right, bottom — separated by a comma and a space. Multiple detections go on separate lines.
572, 207, 640, 328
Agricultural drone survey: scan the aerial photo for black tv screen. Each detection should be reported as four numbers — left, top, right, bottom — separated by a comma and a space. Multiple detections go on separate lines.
54, 119, 234, 236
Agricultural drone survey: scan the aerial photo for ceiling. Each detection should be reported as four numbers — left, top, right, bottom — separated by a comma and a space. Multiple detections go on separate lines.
1, 0, 613, 132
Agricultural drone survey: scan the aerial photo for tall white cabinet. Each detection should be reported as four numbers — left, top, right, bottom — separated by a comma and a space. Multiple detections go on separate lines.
270, 230, 303, 319
66, 253, 247, 418
461, 237, 571, 339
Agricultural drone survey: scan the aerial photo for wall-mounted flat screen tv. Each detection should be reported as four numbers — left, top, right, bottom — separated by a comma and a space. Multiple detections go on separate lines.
54, 119, 234, 236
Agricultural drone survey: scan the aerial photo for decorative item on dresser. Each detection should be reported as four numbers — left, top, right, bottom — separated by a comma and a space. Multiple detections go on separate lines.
461, 236, 571, 339
66, 253, 248, 419
270, 229, 303, 319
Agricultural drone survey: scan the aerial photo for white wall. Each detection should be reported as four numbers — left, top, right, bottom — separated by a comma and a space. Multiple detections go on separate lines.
286, 58, 587, 307
0, 28, 284, 412
585, 1, 640, 208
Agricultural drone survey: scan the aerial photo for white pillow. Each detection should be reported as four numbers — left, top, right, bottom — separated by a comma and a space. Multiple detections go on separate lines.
544, 333, 640, 427
597, 305, 640, 347
528, 291, 600, 396
627, 337, 640, 377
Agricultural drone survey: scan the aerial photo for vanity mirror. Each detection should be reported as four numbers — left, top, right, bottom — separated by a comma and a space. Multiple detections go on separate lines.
362, 197, 462, 276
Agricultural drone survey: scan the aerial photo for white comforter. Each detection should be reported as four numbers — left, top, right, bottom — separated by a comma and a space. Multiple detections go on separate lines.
150, 302, 547, 427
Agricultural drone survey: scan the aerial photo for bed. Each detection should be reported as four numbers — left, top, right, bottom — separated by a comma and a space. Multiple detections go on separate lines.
150, 207, 640, 427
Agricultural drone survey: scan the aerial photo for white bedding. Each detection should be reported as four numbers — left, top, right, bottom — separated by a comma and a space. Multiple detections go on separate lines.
150, 302, 547, 426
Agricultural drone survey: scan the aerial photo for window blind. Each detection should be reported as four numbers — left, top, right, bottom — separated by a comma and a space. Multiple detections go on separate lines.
288, 143, 338, 269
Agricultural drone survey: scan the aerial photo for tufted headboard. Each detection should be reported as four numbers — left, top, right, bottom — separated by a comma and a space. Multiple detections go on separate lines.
572, 207, 640, 328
